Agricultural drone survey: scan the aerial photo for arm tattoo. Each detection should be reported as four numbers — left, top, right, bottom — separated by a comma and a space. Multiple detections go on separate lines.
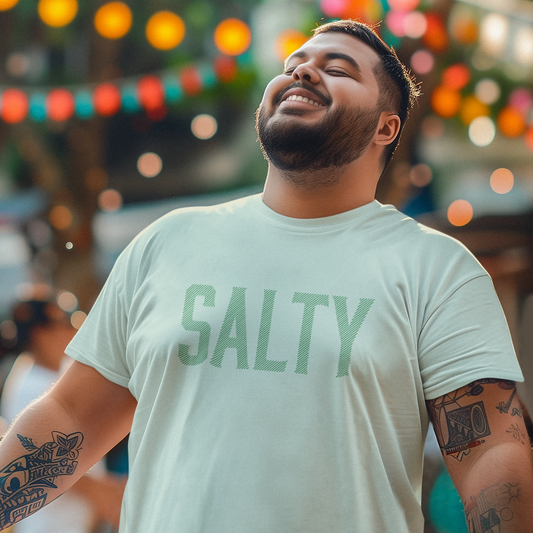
464, 481, 521, 533
0, 431, 83, 528
428, 382, 492, 461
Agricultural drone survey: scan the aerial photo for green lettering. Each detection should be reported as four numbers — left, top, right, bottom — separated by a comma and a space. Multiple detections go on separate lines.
178, 284, 216, 366
333, 296, 374, 377
254, 289, 287, 372
210, 287, 249, 369
292, 292, 329, 375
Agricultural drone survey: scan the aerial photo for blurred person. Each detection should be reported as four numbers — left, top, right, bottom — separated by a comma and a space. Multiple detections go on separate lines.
0, 293, 125, 533
0, 19, 531, 533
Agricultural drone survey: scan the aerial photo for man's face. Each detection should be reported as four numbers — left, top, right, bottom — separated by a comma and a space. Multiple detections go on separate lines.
255, 32, 384, 176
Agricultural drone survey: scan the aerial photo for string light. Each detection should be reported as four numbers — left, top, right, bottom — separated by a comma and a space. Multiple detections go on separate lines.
214, 18, 252, 56
98, 189, 123, 212
0, 89, 28, 123
137, 153, 162, 178
490, 168, 514, 194
191, 114, 217, 139
447, 200, 473, 227
497, 106, 526, 138
93, 83, 122, 116
38, 0, 78, 28
146, 11, 186, 50
49, 205, 73, 230
410, 50, 434, 75
468, 116, 495, 147
0, 0, 19, 11
460, 95, 489, 126
275, 29, 308, 62
47, 88, 75, 121
430, 86, 461, 118
94, 2, 133, 40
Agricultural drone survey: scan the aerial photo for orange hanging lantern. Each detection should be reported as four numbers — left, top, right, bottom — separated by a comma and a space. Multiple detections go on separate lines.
93, 83, 122, 116
47, 88, 75, 121
138, 76, 165, 111
1, 89, 29, 123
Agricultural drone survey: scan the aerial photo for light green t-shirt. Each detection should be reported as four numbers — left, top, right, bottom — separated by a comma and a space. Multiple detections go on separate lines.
66, 194, 523, 533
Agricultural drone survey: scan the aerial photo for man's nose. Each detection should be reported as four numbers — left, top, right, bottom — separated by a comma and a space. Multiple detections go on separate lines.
292, 63, 320, 84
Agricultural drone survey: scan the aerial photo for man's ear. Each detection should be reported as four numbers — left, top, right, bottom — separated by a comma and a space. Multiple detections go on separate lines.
375, 113, 401, 146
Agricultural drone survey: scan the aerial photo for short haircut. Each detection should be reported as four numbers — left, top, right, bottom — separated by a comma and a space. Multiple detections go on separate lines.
313, 19, 420, 172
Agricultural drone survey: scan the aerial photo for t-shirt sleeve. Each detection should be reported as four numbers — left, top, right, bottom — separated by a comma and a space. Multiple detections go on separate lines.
65, 247, 133, 389
419, 274, 523, 400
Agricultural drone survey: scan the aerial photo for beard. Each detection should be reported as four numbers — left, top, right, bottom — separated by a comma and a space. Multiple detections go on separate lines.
255, 93, 382, 187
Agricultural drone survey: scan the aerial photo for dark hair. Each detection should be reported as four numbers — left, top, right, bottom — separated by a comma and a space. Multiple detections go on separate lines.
313, 19, 420, 171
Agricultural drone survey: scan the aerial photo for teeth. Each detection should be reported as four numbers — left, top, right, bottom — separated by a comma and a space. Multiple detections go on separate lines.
285, 95, 323, 107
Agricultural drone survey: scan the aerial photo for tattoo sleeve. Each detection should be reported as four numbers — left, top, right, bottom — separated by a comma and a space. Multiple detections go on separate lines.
0, 431, 83, 529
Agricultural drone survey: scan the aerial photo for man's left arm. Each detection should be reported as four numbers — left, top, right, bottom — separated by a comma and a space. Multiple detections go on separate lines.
427, 379, 533, 533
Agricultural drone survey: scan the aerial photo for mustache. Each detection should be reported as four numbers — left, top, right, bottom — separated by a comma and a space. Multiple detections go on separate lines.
272, 82, 332, 106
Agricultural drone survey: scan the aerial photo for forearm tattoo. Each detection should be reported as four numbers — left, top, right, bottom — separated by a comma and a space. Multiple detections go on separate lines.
427, 380, 517, 462
0, 432, 83, 529
464, 480, 522, 533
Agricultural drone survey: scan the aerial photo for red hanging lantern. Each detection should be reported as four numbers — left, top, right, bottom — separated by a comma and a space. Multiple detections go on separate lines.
0, 88, 29, 123
47, 88, 75, 121
179, 66, 202, 96
137, 75, 165, 111
93, 83, 122, 116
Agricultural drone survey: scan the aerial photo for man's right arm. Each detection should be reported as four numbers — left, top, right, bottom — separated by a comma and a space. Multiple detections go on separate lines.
0, 361, 136, 531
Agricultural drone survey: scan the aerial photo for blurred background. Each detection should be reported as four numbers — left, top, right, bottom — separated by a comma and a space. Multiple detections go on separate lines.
0, 0, 531, 530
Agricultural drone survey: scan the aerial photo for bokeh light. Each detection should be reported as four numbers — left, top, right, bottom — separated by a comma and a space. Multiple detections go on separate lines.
320, 0, 347, 17
213, 56, 238, 83
98, 189, 123, 212
479, 13, 508, 58
409, 164, 433, 187
275, 29, 308, 62
403, 11, 427, 39
447, 200, 473, 227
179, 66, 202, 96
387, 0, 420, 11
490, 168, 514, 194
431, 86, 461, 118
214, 18, 252, 56
137, 152, 162, 178
49, 205, 73, 230
385, 10, 407, 37
191, 114, 218, 140
146, 11, 186, 50
0, 0, 19, 11
138, 75, 165, 111
57, 290, 78, 312
38, 0, 78, 28
514, 26, 533, 66
525, 125, 533, 151
65, 241, 73, 250
421, 116, 445, 139
47, 88, 75, 121
468, 116, 496, 147
410, 50, 434, 75
422, 13, 449, 52
94, 2, 132, 40
93, 83, 121, 116
497, 106, 526, 138
442, 64, 470, 90
475, 79, 501, 105
71, 310, 87, 330
460, 95, 489, 125
508, 88, 532, 115
1, 89, 28, 123
450, 11, 478, 45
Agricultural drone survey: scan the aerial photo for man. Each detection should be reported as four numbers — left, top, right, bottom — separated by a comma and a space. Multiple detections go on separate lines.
0, 19, 531, 533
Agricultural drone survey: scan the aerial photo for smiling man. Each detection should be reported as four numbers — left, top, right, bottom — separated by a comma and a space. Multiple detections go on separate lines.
0, 19, 531, 533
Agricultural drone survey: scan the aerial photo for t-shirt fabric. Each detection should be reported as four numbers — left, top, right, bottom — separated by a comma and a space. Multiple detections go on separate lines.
66, 194, 523, 533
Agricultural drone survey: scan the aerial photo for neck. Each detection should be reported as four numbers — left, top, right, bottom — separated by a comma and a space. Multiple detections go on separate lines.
262, 162, 379, 219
